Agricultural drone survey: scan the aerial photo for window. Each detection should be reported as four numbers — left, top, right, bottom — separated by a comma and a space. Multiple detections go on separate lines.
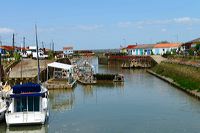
21, 97, 27, 111
14, 96, 40, 112
28, 97, 34, 111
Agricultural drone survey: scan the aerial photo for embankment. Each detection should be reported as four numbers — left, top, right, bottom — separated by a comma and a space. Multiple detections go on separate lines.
148, 61, 200, 99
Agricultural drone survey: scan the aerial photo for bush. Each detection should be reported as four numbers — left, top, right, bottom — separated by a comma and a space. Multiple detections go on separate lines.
13, 52, 21, 61
48, 51, 54, 60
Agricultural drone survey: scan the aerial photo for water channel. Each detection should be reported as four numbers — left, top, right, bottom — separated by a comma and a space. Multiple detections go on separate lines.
1, 57, 200, 133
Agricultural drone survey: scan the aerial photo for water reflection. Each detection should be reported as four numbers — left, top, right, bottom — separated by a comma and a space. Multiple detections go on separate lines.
81, 82, 125, 97
49, 88, 75, 111
6, 125, 47, 133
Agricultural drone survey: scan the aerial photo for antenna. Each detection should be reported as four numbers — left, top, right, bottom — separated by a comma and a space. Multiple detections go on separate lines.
52, 40, 54, 52
0, 40, 2, 82
35, 24, 40, 83
12, 33, 15, 55
23, 37, 25, 51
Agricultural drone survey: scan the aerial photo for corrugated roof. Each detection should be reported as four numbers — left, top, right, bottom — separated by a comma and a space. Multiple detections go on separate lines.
154, 43, 181, 48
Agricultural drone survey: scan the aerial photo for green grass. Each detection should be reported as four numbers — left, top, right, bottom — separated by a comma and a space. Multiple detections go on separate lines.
151, 62, 200, 90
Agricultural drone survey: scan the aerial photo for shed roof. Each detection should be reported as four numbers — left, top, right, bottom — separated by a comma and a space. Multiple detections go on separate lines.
154, 43, 181, 48
47, 62, 73, 70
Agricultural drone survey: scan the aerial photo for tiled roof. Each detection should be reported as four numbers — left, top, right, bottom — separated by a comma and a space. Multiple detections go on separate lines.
154, 43, 181, 48
0, 46, 28, 51
63, 47, 73, 50
126, 45, 137, 49
0, 46, 14, 51
135, 44, 156, 49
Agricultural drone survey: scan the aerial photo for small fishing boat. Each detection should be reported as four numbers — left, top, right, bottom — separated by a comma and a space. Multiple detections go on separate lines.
113, 74, 124, 82
77, 60, 97, 85
45, 62, 77, 89
0, 97, 6, 122
5, 83, 49, 126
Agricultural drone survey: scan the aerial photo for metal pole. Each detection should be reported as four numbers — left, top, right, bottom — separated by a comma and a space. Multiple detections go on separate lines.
23, 37, 25, 52
35, 25, 40, 83
0, 40, 2, 82
12, 33, 15, 55
47, 67, 48, 81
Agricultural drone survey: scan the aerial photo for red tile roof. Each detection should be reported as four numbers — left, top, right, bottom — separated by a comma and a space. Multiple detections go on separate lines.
154, 43, 181, 48
126, 45, 137, 49
0, 46, 14, 51
0, 46, 28, 51
63, 47, 73, 50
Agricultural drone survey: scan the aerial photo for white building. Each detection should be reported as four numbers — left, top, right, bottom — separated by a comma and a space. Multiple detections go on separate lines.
63, 47, 74, 56
152, 43, 181, 55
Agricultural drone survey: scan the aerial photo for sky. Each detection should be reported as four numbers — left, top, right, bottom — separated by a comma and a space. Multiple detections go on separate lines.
0, 0, 200, 50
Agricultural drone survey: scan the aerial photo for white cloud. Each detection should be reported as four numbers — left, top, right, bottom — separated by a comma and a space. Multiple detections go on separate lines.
117, 17, 200, 28
173, 17, 200, 24
161, 28, 167, 32
76, 24, 103, 31
117, 21, 133, 28
0, 27, 14, 34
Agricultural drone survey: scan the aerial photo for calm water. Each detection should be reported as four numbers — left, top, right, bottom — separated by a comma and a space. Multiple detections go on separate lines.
1, 58, 200, 133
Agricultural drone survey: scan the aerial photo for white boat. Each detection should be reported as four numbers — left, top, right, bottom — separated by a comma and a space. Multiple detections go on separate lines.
5, 25, 49, 126
0, 82, 9, 122
5, 82, 49, 126
0, 98, 7, 122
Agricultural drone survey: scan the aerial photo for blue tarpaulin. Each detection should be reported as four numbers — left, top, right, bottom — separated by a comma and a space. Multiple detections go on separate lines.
13, 82, 41, 94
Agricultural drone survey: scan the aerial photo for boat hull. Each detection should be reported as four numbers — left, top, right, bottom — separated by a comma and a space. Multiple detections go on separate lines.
5, 111, 48, 126
0, 110, 6, 122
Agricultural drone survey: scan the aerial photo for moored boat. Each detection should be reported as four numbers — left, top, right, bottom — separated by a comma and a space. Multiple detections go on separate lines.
5, 83, 49, 126
0, 98, 7, 122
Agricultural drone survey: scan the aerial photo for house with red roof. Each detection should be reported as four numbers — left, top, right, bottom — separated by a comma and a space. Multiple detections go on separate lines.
133, 44, 156, 56
126, 45, 137, 55
63, 46, 74, 56
152, 43, 182, 55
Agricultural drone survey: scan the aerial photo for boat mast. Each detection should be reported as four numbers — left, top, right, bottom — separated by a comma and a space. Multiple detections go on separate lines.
35, 24, 40, 84
0, 40, 2, 82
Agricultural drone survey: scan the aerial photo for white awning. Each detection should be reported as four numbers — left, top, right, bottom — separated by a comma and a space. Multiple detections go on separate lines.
47, 62, 73, 70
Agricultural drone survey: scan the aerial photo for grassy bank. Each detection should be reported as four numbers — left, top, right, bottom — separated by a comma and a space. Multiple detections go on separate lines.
151, 62, 200, 91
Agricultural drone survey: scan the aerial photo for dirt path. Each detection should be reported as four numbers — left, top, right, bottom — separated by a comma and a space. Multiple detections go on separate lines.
9, 59, 53, 78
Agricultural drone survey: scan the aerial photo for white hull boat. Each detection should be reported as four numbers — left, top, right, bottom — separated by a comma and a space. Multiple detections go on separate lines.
0, 98, 7, 122
5, 83, 49, 126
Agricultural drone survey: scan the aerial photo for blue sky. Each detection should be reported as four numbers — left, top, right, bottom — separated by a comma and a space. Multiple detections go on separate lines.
0, 0, 200, 50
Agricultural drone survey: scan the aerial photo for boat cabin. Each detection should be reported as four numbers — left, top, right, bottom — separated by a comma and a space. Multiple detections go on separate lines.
6, 83, 48, 126
9, 83, 46, 113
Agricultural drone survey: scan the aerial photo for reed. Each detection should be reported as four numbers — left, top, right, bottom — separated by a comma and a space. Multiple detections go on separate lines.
151, 62, 200, 90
